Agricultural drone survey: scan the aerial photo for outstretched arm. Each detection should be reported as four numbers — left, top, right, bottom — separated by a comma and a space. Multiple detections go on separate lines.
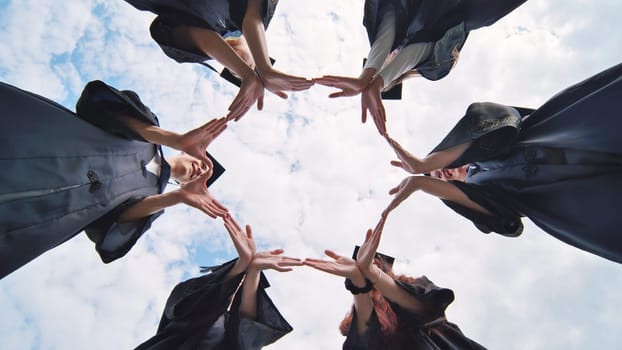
385, 176, 491, 216
356, 225, 430, 316
241, 0, 314, 98
118, 115, 227, 164
386, 136, 472, 174
170, 25, 264, 121
304, 250, 374, 335
238, 249, 302, 320
118, 173, 228, 222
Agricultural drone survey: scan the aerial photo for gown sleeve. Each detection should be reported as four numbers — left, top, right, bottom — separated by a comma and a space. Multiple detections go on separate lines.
429, 102, 530, 168
135, 259, 245, 350
229, 273, 293, 350
442, 181, 523, 237
148, 0, 279, 65
393, 276, 455, 324
84, 196, 165, 264
75, 80, 160, 141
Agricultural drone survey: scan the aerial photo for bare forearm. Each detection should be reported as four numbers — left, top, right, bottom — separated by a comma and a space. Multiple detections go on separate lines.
417, 142, 472, 174
118, 115, 181, 149
242, 0, 272, 75
238, 268, 261, 320
118, 191, 182, 222
175, 26, 256, 80
416, 176, 491, 214
351, 273, 373, 335
361, 265, 427, 315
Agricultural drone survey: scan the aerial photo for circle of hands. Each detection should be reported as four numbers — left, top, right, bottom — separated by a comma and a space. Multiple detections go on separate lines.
176, 64, 431, 273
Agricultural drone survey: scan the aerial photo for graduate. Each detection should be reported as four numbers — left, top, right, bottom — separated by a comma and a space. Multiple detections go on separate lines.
315, 0, 527, 136
123, 0, 314, 121
305, 220, 486, 350
0, 80, 228, 279
382, 63, 622, 264
135, 216, 301, 350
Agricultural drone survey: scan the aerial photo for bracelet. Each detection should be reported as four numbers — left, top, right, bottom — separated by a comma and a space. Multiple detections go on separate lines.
345, 278, 373, 295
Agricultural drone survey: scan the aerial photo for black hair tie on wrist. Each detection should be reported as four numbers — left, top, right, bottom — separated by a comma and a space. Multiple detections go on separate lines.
345, 278, 373, 295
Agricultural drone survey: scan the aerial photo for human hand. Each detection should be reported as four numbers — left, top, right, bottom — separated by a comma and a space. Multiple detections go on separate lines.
361, 77, 386, 136
313, 75, 370, 98
304, 250, 365, 280
223, 216, 256, 267
176, 118, 227, 165
385, 135, 419, 174
355, 218, 385, 276
227, 74, 264, 122
177, 173, 228, 218
383, 176, 420, 217
260, 68, 314, 99
249, 249, 303, 272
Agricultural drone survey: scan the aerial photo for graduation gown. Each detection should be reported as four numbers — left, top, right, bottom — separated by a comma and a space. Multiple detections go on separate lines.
343, 276, 486, 350
429, 62, 622, 263
0, 80, 170, 279
363, 0, 527, 81
124, 0, 278, 66
135, 259, 293, 350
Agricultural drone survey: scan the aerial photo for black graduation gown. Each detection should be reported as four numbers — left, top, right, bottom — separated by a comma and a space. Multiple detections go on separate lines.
135, 259, 293, 350
363, 0, 527, 81
0, 80, 170, 279
343, 276, 486, 350
124, 0, 278, 66
429, 62, 622, 263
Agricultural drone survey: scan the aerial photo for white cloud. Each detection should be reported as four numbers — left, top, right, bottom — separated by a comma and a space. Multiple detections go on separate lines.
1, 1, 622, 349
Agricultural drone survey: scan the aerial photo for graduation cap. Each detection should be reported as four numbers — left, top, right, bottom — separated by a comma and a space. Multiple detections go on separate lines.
362, 58, 403, 100
205, 151, 225, 188
352, 245, 395, 270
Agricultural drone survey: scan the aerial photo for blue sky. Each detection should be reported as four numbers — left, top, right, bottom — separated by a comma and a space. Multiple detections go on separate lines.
1, 1, 622, 349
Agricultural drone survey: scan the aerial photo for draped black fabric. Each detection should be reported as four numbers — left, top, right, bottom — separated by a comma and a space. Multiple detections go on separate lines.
124, 0, 278, 64
430, 63, 622, 263
0, 80, 169, 279
363, 0, 527, 81
135, 259, 293, 350
343, 276, 486, 350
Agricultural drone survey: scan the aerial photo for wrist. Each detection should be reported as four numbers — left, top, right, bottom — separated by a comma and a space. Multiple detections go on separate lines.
369, 76, 385, 91
350, 270, 367, 288
359, 68, 376, 85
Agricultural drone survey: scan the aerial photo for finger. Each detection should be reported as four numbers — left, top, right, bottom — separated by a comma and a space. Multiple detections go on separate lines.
280, 257, 303, 264
256, 93, 264, 111
324, 249, 342, 261
201, 206, 217, 218
211, 122, 228, 137
278, 260, 303, 267
245, 225, 253, 239
232, 105, 252, 122
328, 91, 346, 98
303, 258, 328, 264
212, 200, 229, 212
272, 91, 288, 99
373, 115, 386, 136
226, 215, 242, 232
389, 186, 400, 195
206, 202, 227, 216
269, 248, 284, 255
364, 229, 373, 243
273, 266, 294, 272
390, 160, 403, 168
361, 105, 367, 124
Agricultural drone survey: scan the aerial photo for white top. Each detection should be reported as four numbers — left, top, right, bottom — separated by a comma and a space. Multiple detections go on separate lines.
145, 153, 161, 177
363, 6, 434, 90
